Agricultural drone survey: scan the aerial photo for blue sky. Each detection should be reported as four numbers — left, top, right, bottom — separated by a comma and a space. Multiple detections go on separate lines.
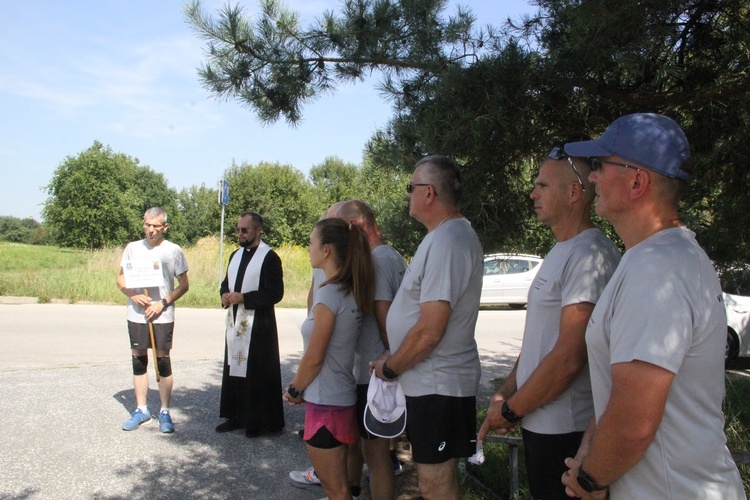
0, 0, 535, 221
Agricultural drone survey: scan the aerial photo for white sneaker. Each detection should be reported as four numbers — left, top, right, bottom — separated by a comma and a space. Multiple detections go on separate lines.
289, 466, 321, 491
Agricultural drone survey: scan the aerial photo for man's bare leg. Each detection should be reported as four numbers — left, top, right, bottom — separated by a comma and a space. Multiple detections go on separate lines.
414, 458, 461, 500
156, 348, 172, 409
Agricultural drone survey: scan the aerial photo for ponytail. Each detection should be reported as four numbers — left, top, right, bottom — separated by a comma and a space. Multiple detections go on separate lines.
314, 219, 375, 314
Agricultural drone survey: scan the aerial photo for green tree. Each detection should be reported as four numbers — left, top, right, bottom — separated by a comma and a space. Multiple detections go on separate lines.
176, 183, 222, 245
223, 161, 321, 247
43, 142, 135, 249
43, 142, 182, 249
0, 216, 40, 244
130, 167, 185, 245
358, 133, 423, 257
309, 156, 361, 209
187, 0, 750, 265
184, 0, 483, 124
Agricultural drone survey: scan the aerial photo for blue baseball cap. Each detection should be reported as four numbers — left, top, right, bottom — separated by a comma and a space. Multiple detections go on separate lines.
564, 113, 692, 181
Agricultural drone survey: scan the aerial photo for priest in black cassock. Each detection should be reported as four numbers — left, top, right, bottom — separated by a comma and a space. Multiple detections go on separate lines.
217, 211, 285, 437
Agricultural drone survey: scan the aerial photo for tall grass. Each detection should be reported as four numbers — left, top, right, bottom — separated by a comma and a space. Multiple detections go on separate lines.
0, 239, 312, 308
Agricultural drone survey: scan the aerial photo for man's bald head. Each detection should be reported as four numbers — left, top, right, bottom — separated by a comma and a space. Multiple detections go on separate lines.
336, 199, 377, 229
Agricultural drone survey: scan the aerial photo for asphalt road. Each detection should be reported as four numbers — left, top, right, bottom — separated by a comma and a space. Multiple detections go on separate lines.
0, 299, 525, 499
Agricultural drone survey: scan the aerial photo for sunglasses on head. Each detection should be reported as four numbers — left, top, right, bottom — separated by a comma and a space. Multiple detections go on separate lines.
547, 147, 585, 191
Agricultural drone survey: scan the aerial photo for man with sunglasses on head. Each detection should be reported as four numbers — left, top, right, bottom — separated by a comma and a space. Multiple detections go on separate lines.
373, 155, 484, 499
216, 211, 285, 437
117, 207, 190, 433
478, 148, 620, 499
560, 114, 743, 499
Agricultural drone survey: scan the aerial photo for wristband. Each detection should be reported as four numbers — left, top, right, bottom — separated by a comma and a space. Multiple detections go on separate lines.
161, 298, 169, 308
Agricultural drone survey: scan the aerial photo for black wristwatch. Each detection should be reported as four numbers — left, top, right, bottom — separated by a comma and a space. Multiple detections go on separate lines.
381, 360, 398, 380
161, 298, 169, 308
287, 384, 300, 399
577, 467, 608, 493
501, 400, 523, 424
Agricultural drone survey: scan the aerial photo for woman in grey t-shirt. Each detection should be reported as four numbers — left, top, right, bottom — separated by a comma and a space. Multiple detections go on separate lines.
283, 218, 374, 499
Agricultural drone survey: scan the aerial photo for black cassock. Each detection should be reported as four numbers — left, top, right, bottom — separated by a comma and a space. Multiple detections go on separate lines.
219, 246, 285, 432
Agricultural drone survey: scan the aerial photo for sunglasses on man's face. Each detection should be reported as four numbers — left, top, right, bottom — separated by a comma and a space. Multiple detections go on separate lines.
235, 227, 254, 234
547, 147, 585, 191
406, 183, 430, 194
589, 157, 640, 172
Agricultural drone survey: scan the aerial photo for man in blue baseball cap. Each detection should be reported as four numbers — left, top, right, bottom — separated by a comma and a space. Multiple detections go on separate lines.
560, 113, 744, 499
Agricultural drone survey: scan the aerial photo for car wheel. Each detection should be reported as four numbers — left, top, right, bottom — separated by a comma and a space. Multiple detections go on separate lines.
508, 303, 526, 310
726, 327, 740, 369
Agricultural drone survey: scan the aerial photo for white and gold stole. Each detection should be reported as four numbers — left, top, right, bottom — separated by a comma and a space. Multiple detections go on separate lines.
225, 241, 271, 377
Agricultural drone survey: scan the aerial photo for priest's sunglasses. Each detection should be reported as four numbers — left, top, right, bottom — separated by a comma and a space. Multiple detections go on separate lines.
547, 147, 585, 192
235, 226, 254, 234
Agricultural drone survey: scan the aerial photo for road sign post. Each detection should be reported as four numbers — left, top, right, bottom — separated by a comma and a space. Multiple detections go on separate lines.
218, 180, 230, 285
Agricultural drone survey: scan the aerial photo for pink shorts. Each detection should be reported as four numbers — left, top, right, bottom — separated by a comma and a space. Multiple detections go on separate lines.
303, 402, 358, 445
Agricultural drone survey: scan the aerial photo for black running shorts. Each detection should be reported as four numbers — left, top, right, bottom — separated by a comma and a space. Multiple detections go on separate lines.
127, 321, 174, 350
405, 394, 476, 464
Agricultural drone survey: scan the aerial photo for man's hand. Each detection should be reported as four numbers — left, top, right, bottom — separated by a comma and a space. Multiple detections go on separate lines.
477, 393, 515, 442
370, 350, 392, 380
562, 457, 584, 498
130, 293, 163, 321
130, 293, 152, 307
144, 299, 166, 321
369, 350, 391, 377
561, 457, 608, 499
561, 426, 601, 500
222, 292, 243, 307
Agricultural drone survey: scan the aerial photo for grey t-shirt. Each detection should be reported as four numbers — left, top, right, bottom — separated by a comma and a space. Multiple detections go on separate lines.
120, 239, 188, 324
301, 283, 363, 406
517, 228, 620, 434
587, 227, 744, 498
354, 244, 406, 383
311, 268, 326, 302
386, 218, 483, 397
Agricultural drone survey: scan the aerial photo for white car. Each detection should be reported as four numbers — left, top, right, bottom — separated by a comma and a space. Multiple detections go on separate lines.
724, 292, 750, 368
480, 253, 543, 309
